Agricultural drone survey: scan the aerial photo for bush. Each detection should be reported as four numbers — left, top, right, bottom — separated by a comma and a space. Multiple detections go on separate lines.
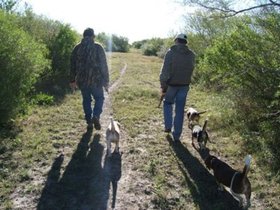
49, 24, 78, 89
95, 33, 129, 52
197, 13, 280, 169
32, 93, 54, 105
141, 38, 164, 56
0, 11, 49, 123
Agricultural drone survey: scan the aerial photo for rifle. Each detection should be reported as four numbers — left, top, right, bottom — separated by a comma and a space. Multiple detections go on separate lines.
157, 92, 165, 108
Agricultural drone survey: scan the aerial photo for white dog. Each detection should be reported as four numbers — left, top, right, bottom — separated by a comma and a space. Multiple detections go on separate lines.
106, 117, 120, 157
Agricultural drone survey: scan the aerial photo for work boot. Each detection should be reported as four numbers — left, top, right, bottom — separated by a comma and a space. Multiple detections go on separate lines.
164, 128, 171, 133
92, 116, 101, 130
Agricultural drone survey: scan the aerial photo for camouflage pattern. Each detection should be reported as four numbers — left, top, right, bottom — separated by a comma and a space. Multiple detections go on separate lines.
70, 37, 109, 88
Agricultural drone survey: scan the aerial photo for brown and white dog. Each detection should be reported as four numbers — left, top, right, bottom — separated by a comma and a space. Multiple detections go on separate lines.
205, 154, 252, 208
191, 119, 210, 150
106, 117, 120, 157
186, 107, 206, 129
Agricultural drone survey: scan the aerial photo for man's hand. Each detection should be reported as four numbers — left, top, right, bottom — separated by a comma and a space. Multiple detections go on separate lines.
158, 88, 166, 108
104, 85, 109, 93
70, 81, 77, 92
161, 86, 167, 94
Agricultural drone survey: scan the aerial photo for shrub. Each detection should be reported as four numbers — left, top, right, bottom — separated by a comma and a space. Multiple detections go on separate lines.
49, 24, 78, 89
0, 11, 49, 123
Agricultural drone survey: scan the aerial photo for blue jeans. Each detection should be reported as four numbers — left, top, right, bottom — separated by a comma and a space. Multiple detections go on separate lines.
81, 86, 104, 123
163, 85, 189, 140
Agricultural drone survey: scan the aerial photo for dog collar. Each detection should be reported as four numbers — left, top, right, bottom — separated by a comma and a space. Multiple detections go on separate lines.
230, 172, 239, 191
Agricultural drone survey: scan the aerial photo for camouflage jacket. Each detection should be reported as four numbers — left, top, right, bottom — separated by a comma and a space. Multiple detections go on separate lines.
70, 37, 109, 88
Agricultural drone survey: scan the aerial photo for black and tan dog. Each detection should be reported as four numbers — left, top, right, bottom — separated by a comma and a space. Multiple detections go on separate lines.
186, 107, 206, 129
191, 119, 210, 150
205, 154, 252, 208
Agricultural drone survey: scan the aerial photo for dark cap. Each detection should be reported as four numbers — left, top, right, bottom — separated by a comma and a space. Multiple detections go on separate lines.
83, 28, 94, 37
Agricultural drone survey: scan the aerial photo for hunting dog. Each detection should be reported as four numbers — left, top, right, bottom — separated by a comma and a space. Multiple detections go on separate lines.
191, 119, 210, 150
186, 107, 206, 129
106, 117, 120, 157
205, 154, 252, 208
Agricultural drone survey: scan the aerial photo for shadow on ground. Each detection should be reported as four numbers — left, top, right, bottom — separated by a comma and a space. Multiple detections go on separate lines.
37, 128, 122, 210
166, 135, 243, 210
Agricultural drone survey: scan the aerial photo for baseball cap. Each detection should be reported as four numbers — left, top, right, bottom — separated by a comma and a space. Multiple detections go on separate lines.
175, 33, 187, 41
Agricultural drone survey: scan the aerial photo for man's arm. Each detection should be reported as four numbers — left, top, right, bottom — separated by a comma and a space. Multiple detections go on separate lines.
97, 44, 109, 89
159, 49, 172, 92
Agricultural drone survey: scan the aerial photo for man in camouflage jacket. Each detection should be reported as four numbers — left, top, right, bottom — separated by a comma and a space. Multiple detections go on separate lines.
70, 28, 109, 129
159, 33, 195, 142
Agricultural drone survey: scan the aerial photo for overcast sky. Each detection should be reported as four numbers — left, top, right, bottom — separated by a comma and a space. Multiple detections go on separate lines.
23, 0, 193, 43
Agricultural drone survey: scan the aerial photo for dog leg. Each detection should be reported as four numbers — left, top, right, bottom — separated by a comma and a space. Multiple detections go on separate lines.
217, 182, 225, 191
230, 189, 244, 207
191, 137, 198, 150
245, 191, 251, 208
115, 141, 119, 153
107, 140, 112, 157
199, 142, 205, 150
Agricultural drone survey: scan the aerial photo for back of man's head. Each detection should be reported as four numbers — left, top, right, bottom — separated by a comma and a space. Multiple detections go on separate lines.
175, 33, 188, 44
83, 28, 95, 38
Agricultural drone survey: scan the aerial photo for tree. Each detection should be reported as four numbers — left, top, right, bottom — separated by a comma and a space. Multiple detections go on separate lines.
0, 0, 18, 12
181, 0, 280, 17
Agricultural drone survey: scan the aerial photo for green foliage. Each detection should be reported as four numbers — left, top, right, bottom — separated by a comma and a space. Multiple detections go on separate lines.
131, 39, 148, 49
156, 38, 173, 58
17, 8, 61, 45
49, 24, 78, 88
0, 11, 49, 123
132, 38, 172, 58
0, 0, 18, 12
184, 11, 239, 63
141, 38, 164, 56
111, 34, 129, 52
32, 93, 54, 105
197, 13, 280, 169
96, 33, 129, 52
17, 9, 79, 94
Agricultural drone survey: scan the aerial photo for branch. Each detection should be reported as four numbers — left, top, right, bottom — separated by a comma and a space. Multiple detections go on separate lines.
188, 0, 280, 17
269, 0, 280, 7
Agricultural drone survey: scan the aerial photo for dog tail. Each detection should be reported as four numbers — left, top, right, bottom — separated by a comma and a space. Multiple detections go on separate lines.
202, 119, 208, 131
198, 110, 207, 115
110, 117, 115, 131
242, 155, 252, 178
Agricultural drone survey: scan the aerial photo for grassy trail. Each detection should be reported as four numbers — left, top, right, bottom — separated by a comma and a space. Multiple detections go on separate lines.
0, 51, 279, 210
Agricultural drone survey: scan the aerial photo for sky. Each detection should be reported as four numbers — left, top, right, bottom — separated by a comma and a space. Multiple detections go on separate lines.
22, 0, 192, 43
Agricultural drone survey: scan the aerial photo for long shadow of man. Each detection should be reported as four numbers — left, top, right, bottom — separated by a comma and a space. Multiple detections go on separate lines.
37, 129, 107, 210
166, 135, 243, 210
